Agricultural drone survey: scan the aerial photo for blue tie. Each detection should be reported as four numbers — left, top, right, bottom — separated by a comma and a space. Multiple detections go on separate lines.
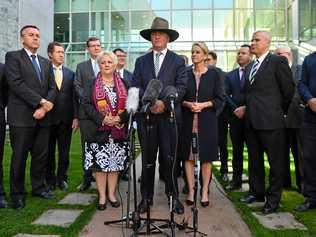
31, 54, 41, 82
240, 68, 245, 88
249, 59, 259, 84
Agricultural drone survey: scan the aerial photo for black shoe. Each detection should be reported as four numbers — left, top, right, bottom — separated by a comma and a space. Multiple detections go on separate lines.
121, 172, 129, 182
261, 202, 278, 215
296, 200, 316, 212
109, 199, 120, 208
226, 182, 242, 191
240, 194, 264, 204
200, 201, 209, 207
78, 180, 91, 192
11, 199, 25, 209
138, 199, 149, 214
97, 203, 107, 210
57, 181, 68, 191
186, 199, 194, 206
182, 185, 189, 195
221, 173, 229, 182
32, 191, 54, 199
172, 199, 184, 215
0, 196, 8, 209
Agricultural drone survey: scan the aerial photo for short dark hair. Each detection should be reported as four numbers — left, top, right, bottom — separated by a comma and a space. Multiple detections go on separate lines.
208, 51, 217, 60
240, 44, 251, 51
113, 48, 126, 54
47, 41, 64, 56
86, 37, 100, 47
20, 25, 39, 37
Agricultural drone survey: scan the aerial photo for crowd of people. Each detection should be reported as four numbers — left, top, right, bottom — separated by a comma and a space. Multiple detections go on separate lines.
0, 17, 315, 216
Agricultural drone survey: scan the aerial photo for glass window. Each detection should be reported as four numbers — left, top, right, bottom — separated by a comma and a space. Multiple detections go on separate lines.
91, 12, 110, 43
213, 10, 234, 41
66, 52, 85, 71
71, 0, 89, 12
54, 14, 70, 42
299, 0, 311, 41
193, 0, 211, 9
112, 0, 129, 11
235, 0, 253, 8
255, 0, 275, 9
235, 10, 254, 41
151, 0, 170, 10
111, 11, 129, 42
192, 10, 212, 41
274, 10, 286, 40
172, 0, 191, 9
172, 11, 191, 41
255, 10, 275, 32
54, 0, 69, 12
130, 0, 151, 10
287, 5, 293, 41
72, 13, 89, 42
91, 0, 110, 11
214, 0, 233, 8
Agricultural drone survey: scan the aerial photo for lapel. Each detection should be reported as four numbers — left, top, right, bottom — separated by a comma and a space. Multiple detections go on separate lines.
87, 59, 95, 80
60, 66, 68, 90
249, 53, 270, 86
158, 50, 172, 79
147, 51, 155, 79
234, 69, 241, 90
21, 49, 42, 85
38, 56, 46, 82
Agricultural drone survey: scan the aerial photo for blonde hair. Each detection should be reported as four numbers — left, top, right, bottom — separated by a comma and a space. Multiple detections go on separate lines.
96, 51, 118, 65
192, 42, 209, 55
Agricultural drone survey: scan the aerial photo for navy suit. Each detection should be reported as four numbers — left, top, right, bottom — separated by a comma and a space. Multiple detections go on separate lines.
46, 65, 78, 186
5, 49, 57, 201
133, 50, 187, 200
0, 63, 8, 197
123, 69, 133, 83
298, 52, 316, 202
225, 67, 247, 186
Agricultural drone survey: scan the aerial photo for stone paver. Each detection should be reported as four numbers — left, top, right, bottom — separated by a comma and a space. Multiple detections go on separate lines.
32, 209, 83, 227
58, 193, 97, 206
14, 235, 59, 237
247, 202, 265, 208
252, 212, 307, 230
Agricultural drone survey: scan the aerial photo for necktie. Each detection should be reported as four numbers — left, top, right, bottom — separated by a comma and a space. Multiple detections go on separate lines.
154, 52, 161, 78
93, 60, 99, 77
240, 68, 245, 88
31, 54, 41, 82
55, 66, 62, 89
249, 59, 259, 84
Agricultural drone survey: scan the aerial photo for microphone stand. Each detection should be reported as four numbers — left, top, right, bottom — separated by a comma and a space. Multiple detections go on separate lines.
104, 112, 141, 230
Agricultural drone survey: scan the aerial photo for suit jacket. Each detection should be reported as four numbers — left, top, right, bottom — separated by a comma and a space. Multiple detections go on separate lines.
285, 64, 304, 128
50, 65, 78, 125
5, 49, 57, 127
0, 63, 8, 129
132, 50, 188, 121
244, 53, 295, 130
225, 67, 246, 111
74, 59, 95, 120
123, 69, 133, 84
298, 52, 316, 124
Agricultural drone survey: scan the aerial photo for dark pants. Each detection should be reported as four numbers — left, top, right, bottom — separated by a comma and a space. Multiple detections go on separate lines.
246, 127, 285, 205
218, 110, 229, 175
46, 122, 72, 185
0, 127, 5, 196
79, 119, 93, 183
9, 126, 50, 201
301, 122, 316, 201
283, 128, 303, 190
139, 114, 178, 200
229, 116, 246, 185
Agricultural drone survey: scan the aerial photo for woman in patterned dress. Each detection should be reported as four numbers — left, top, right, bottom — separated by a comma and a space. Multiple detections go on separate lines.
82, 51, 129, 210
180, 42, 224, 207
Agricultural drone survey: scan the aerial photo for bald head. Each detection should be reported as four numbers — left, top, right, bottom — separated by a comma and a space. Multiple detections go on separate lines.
274, 46, 292, 65
251, 31, 271, 57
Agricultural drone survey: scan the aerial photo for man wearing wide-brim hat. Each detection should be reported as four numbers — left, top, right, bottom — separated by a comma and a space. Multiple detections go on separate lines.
133, 17, 187, 215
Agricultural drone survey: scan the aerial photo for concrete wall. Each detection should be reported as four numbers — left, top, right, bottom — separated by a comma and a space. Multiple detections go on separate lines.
0, 0, 53, 63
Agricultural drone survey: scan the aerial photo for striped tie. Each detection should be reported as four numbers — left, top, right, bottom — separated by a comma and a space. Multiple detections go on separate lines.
154, 52, 161, 78
249, 59, 260, 84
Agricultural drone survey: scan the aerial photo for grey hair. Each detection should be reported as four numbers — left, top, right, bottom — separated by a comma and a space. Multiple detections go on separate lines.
253, 30, 272, 42
275, 45, 292, 54
96, 51, 118, 65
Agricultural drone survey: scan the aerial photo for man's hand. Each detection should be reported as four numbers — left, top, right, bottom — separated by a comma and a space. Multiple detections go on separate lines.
150, 100, 165, 114
233, 106, 246, 119
307, 98, 316, 112
72, 118, 79, 131
33, 107, 46, 120
102, 114, 121, 126
42, 100, 54, 112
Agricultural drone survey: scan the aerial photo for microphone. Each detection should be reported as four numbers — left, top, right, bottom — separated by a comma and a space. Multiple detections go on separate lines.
162, 86, 178, 120
126, 87, 139, 114
141, 79, 163, 113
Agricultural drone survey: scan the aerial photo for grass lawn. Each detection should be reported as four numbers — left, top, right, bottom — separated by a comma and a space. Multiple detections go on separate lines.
213, 147, 316, 237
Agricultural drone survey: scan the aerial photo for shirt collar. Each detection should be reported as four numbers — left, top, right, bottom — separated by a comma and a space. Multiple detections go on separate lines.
153, 48, 168, 56
24, 48, 38, 58
256, 50, 270, 63
53, 64, 63, 70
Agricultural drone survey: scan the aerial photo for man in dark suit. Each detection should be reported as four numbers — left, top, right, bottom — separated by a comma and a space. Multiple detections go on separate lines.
240, 31, 294, 214
113, 48, 133, 83
275, 46, 304, 192
225, 44, 252, 191
297, 51, 316, 211
133, 17, 187, 214
5, 25, 57, 209
46, 42, 78, 191
0, 63, 8, 208
74, 37, 102, 191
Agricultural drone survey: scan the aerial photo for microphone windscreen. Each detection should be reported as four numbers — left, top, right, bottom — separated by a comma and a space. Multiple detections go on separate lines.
126, 87, 139, 114
141, 79, 163, 104
163, 85, 178, 100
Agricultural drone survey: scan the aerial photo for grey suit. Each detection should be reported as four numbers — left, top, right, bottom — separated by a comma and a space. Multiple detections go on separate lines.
74, 59, 95, 184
